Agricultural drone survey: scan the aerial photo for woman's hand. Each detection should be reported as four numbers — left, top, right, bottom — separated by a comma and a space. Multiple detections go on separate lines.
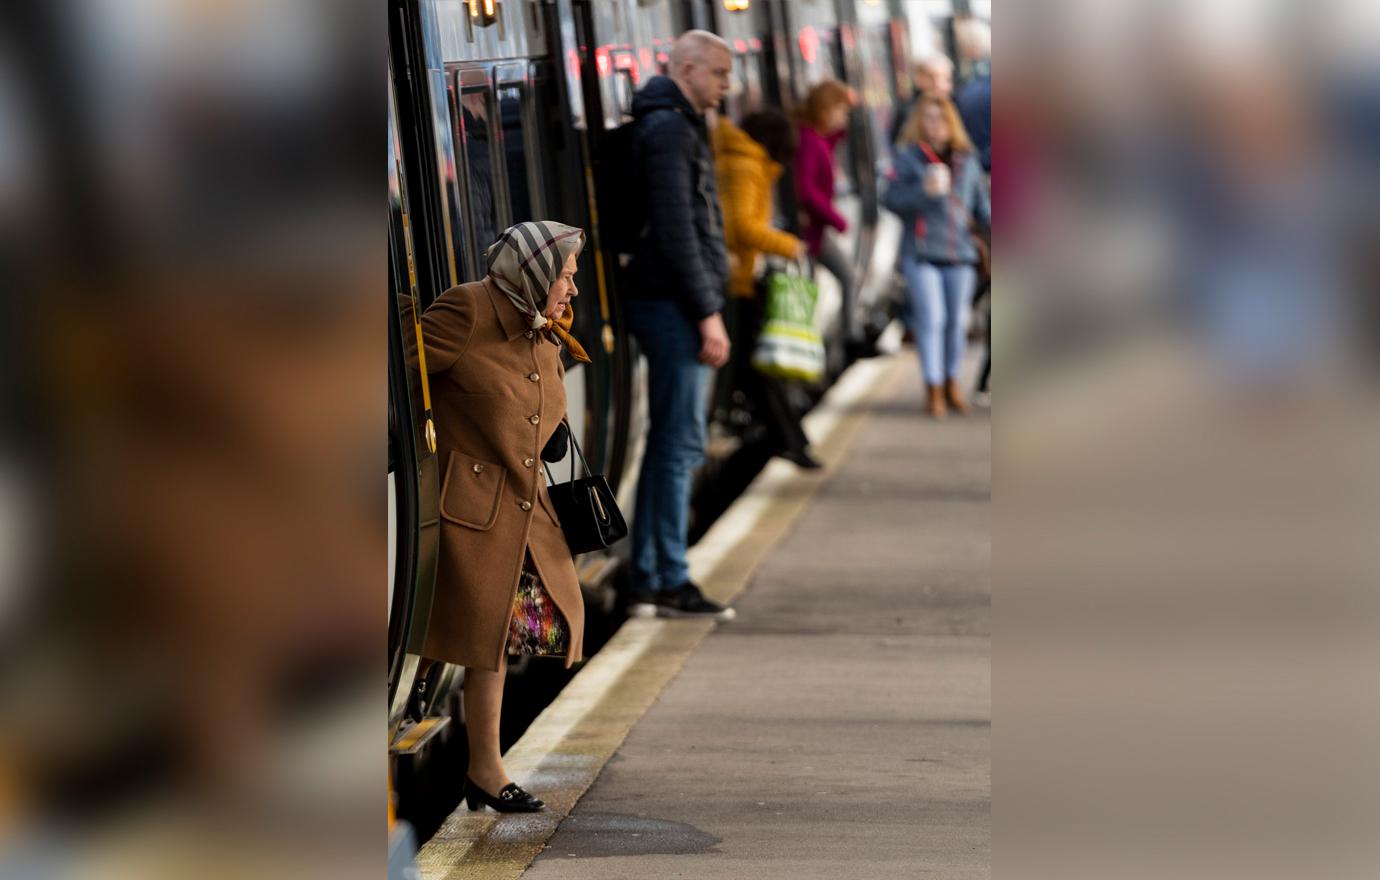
541, 422, 569, 463
923, 164, 951, 198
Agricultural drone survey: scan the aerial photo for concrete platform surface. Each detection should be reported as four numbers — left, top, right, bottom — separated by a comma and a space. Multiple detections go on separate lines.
523, 362, 991, 879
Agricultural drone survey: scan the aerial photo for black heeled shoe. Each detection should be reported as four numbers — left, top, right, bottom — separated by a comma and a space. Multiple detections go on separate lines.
463, 777, 545, 813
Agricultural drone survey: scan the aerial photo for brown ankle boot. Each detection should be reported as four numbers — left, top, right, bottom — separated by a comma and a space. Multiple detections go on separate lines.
926, 384, 947, 419
945, 378, 971, 415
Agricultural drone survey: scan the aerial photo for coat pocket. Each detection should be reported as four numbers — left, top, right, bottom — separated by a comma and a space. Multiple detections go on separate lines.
439, 450, 507, 530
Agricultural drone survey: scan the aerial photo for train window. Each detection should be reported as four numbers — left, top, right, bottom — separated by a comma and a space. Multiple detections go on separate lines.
525, 63, 571, 229
724, 53, 747, 121
723, 50, 765, 120
495, 80, 542, 224
388, 86, 417, 306
858, 27, 894, 162
452, 81, 502, 276
612, 69, 636, 121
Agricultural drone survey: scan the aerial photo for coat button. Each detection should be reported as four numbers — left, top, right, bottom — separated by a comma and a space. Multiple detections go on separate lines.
529, 414, 540, 424
523, 458, 534, 468
520, 501, 532, 511
528, 372, 540, 382
472, 463, 485, 474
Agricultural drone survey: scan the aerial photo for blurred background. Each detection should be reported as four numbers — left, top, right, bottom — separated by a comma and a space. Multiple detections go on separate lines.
0, 1, 379, 877
0, 0, 1378, 877
995, 1, 1380, 878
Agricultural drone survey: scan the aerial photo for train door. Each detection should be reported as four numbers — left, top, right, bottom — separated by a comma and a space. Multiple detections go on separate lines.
387, 67, 442, 733
574, 0, 683, 523
715, 3, 775, 122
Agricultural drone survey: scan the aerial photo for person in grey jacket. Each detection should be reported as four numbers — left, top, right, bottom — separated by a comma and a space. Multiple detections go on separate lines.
622, 30, 735, 620
884, 93, 991, 418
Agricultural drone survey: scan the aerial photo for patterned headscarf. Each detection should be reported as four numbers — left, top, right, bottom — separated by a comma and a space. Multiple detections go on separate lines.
484, 221, 591, 363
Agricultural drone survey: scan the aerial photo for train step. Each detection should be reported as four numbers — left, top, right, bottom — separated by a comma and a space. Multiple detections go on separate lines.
390, 716, 451, 756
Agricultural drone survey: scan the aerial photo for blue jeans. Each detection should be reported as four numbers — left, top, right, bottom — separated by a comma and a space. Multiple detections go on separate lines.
903, 260, 977, 385
624, 299, 711, 593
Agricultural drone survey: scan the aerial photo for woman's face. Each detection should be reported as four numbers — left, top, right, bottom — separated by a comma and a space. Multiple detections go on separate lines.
824, 101, 850, 134
920, 104, 950, 148
544, 251, 580, 319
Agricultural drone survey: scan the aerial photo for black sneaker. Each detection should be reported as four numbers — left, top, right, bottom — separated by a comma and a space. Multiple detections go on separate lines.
658, 582, 736, 620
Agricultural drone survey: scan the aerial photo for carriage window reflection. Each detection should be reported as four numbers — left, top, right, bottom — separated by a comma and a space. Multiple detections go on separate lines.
497, 85, 535, 224
456, 86, 500, 277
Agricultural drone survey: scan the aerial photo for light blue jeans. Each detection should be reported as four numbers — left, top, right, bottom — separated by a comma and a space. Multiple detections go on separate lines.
624, 299, 711, 593
903, 260, 978, 385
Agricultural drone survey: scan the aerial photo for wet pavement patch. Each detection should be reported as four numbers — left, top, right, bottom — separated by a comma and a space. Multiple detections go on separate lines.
548, 812, 722, 858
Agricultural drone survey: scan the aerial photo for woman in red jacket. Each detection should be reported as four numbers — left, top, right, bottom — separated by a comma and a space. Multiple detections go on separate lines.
794, 79, 861, 352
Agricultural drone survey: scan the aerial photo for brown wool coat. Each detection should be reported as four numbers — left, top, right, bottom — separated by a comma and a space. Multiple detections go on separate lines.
418, 277, 584, 671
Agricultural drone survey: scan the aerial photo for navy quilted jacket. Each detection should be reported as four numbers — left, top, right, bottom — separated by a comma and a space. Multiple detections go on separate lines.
624, 76, 729, 322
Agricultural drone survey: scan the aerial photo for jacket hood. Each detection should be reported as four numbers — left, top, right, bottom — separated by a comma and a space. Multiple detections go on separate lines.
633, 75, 700, 119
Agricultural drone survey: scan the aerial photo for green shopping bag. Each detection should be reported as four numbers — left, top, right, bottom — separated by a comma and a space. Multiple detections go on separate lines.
752, 266, 825, 383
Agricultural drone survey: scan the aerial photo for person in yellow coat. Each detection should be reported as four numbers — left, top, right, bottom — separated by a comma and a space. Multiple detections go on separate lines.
714, 109, 820, 468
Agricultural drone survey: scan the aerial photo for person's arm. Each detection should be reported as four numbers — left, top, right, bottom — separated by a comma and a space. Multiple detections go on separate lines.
881, 150, 932, 217
541, 421, 568, 463
420, 285, 478, 373
795, 142, 849, 232
640, 114, 722, 321
721, 157, 800, 258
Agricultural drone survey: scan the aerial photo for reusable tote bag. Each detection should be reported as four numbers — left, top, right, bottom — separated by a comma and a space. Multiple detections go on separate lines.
752, 262, 825, 383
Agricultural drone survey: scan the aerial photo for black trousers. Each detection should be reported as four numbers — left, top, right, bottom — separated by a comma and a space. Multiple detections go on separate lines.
732, 295, 810, 455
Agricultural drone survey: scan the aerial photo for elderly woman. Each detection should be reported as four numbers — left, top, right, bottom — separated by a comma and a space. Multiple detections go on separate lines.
419, 221, 590, 812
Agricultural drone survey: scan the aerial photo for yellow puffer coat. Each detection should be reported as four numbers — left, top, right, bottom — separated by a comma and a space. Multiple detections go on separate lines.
714, 118, 801, 298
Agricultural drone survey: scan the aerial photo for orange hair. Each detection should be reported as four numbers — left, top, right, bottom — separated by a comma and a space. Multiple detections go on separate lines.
898, 94, 973, 155
797, 79, 852, 131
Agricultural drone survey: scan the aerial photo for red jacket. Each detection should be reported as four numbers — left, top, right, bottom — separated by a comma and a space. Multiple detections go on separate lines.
794, 125, 848, 256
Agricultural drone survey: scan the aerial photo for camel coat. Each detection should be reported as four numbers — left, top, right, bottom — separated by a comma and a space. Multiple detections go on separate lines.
418, 277, 584, 671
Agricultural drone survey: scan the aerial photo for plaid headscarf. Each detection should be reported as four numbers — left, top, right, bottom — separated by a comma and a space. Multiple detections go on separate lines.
484, 221, 590, 364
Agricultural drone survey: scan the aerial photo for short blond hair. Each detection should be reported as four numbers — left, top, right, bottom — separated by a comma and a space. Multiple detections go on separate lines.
669, 29, 731, 76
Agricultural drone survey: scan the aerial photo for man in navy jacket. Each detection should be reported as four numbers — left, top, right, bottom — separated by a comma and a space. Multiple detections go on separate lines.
623, 30, 735, 620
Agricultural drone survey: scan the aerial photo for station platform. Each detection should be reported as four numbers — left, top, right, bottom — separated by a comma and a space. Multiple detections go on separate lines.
417, 346, 991, 879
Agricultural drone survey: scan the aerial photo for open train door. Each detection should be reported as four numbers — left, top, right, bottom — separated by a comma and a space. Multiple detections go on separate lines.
388, 75, 443, 735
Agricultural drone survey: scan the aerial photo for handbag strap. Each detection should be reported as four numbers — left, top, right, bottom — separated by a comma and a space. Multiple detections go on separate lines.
541, 424, 612, 525
764, 254, 812, 278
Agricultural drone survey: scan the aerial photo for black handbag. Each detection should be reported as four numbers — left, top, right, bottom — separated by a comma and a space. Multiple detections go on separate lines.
543, 421, 628, 555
